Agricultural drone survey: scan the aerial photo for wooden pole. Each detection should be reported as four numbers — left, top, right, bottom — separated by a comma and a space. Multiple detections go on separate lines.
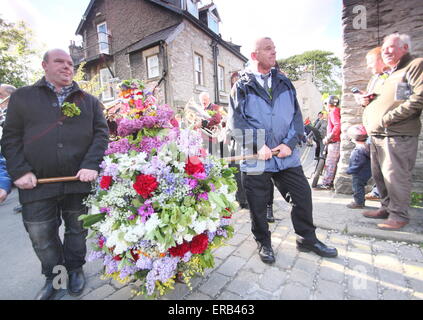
37, 176, 79, 184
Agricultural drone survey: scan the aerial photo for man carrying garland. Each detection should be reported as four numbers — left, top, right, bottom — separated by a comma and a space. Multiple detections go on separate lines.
1, 49, 109, 299
228, 37, 338, 264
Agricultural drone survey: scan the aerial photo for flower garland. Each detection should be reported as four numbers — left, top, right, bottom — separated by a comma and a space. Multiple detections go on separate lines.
81, 80, 238, 298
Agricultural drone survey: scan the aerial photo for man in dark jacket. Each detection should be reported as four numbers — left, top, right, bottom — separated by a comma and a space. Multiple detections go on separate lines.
1, 49, 109, 299
228, 37, 337, 264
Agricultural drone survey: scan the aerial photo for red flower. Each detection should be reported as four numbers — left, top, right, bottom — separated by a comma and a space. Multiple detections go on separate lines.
113, 255, 122, 261
169, 241, 190, 257
130, 249, 140, 261
190, 233, 209, 254
133, 174, 159, 199
185, 156, 205, 176
98, 238, 105, 249
223, 208, 233, 219
100, 176, 113, 190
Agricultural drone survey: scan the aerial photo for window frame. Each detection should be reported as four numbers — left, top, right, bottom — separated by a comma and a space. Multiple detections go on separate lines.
97, 22, 109, 54
194, 53, 204, 86
146, 54, 160, 79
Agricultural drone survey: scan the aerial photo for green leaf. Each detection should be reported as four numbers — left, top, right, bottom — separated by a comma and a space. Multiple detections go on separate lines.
78, 213, 105, 228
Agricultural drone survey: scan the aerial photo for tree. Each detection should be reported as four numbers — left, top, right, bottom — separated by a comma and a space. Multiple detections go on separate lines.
0, 17, 42, 88
277, 50, 342, 96
73, 61, 105, 98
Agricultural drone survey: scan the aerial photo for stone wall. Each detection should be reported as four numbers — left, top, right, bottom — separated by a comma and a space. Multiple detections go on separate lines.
336, 0, 423, 194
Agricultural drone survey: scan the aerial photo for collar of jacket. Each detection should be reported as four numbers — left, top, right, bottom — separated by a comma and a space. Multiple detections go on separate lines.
239, 68, 293, 104
34, 77, 83, 95
394, 53, 414, 71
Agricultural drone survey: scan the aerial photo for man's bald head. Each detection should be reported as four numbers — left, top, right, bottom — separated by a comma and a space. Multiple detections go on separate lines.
43, 48, 71, 63
42, 49, 74, 89
250, 37, 276, 73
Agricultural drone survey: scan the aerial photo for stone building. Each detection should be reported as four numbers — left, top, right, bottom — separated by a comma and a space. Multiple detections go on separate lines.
69, 0, 247, 111
336, 0, 423, 193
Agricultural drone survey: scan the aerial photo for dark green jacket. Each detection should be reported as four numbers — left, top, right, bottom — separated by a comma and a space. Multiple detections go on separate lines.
1, 77, 109, 204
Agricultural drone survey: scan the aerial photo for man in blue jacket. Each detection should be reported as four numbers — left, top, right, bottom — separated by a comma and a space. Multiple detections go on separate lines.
228, 37, 337, 263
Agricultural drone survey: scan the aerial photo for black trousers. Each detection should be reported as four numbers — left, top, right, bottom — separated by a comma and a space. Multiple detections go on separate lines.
242, 166, 317, 247
22, 194, 89, 279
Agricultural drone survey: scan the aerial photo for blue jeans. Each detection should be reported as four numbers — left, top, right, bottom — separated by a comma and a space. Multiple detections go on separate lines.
22, 194, 89, 279
352, 175, 368, 205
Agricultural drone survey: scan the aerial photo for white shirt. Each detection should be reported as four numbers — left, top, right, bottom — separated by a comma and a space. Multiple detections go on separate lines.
253, 71, 272, 89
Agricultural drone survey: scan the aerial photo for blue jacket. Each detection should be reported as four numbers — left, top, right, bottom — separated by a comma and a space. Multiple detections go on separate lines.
228, 68, 304, 172
0, 153, 12, 194
346, 144, 371, 180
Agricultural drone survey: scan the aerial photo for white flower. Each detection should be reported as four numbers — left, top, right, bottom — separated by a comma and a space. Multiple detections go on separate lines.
144, 214, 161, 234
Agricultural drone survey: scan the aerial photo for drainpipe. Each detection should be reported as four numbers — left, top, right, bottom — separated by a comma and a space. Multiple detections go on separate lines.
211, 39, 219, 104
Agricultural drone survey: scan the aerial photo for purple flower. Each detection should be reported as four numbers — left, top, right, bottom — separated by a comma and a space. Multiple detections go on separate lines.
117, 118, 144, 137
145, 256, 180, 294
139, 136, 164, 154
182, 252, 192, 263
207, 231, 216, 242
186, 178, 198, 190
216, 228, 228, 238
87, 250, 105, 262
197, 192, 208, 201
220, 218, 231, 226
103, 255, 119, 274
193, 172, 207, 180
209, 183, 216, 192
136, 255, 153, 270
105, 138, 131, 155
119, 265, 138, 279
138, 201, 155, 223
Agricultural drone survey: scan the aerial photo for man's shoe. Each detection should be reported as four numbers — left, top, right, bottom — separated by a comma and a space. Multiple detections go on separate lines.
296, 239, 338, 258
257, 243, 275, 264
266, 204, 275, 223
13, 204, 22, 214
377, 219, 408, 231
313, 184, 333, 191
68, 270, 86, 297
346, 202, 365, 209
362, 208, 388, 219
365, 193, 380, 201
34, 280, 58, 300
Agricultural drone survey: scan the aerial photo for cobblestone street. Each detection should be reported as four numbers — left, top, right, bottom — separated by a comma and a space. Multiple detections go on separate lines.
1, 145, 422, 300
59, 204, 423, 301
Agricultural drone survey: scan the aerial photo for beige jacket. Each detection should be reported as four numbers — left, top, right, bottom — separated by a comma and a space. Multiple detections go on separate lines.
363, 53, 423, 136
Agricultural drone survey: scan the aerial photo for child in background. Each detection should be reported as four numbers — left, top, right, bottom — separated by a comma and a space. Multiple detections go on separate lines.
346, 124, 372, 209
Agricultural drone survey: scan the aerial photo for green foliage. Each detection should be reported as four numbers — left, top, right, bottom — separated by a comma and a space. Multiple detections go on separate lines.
277, 50, 342, 96
73, 61, 105, 97
61, 102, 81, 117
0, 16, 43, 87
411, 192, 423, 209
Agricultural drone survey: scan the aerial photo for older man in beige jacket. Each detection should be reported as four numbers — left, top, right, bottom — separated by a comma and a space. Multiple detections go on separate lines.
361, 33, 423, 230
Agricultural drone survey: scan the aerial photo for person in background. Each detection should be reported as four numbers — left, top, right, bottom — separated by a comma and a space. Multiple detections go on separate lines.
314, 95, 341, 190
360, 33, 423, 230
0, 84, 20, 213
345, 124, 371, 209
354, 46, 390, 202
0, 152, 12, 203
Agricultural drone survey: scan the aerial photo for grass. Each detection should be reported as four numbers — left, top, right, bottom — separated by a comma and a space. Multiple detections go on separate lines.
410, 192, 423, 209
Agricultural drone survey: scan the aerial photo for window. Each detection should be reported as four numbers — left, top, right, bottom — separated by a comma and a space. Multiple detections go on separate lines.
186, 0, 199, 18
99, 68, 114, 101
208, 13, 219, 34
146, 54, 160, 79
218, 65, 225, 92
194, 53, 203, 86
97, 22, 109, 54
